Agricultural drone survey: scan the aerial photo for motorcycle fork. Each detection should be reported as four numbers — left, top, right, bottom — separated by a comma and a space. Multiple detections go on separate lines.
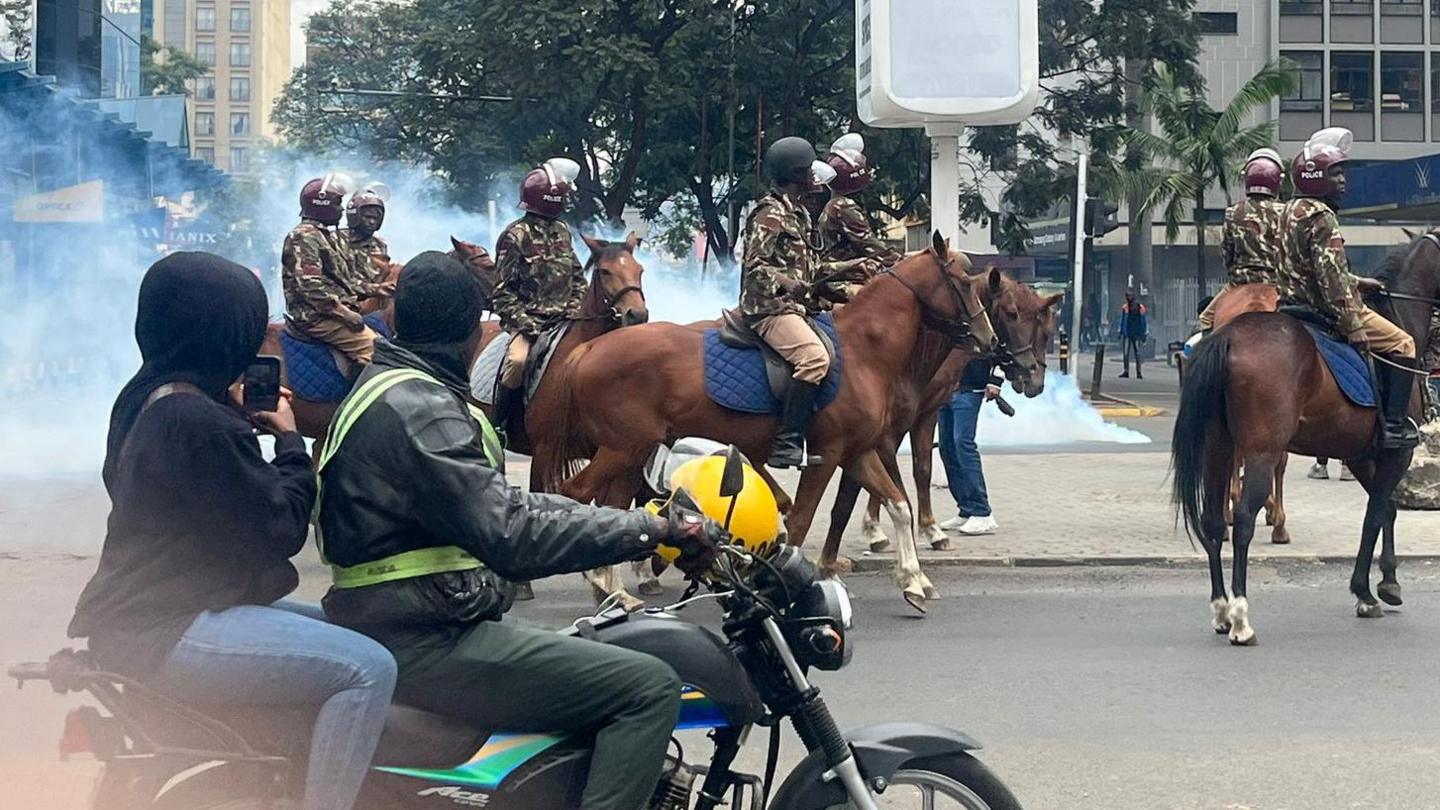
692, 725, 745, 810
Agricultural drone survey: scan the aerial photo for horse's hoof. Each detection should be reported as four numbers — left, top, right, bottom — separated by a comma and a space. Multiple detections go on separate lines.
929, 536, 952, 551
1356, 600, 1385, 619
1228, 629, 1257, 646
819, 557, 855, 578
1378, 582, 1404, 607
868, 537, 892, 553
614, 591, 645, 613
923, 583, 940, 600
1270, 529, 1291, 545
1211, 598, 1230, 634
920, 524, 948, 550
637, 579, 665, 597
513, 582, 535, 601
1214, 624, 1232, 635
902, 590, 928, 615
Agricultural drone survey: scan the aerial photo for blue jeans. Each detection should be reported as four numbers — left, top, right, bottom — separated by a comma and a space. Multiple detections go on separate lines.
937, 390, 991, 518
145, 601, 397, 810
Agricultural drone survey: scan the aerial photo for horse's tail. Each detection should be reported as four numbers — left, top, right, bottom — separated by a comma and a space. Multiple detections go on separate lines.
1171, 329, 1231, 541
536, 342, 591, 492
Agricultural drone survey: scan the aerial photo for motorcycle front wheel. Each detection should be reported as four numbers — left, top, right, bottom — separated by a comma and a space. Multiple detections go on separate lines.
825, 752, 1022, 810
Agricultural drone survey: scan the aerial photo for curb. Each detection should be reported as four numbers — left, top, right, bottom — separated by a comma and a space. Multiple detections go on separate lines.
1087, 392, 1166, 418
848, 553, 1440, 572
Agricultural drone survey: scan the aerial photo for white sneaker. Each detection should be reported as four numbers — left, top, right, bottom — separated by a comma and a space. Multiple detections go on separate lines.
957, 515, 998, 535
938, 515, 968, 532
1307, 463, 1329, 480
1339, 463, 1356, 482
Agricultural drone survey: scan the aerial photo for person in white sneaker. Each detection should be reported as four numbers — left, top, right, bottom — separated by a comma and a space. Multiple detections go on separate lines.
937, 359, 1000, 536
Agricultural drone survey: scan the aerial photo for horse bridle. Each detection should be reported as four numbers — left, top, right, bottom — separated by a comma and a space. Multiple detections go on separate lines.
1389, 231, 1440, 308
881, 255, 991, 348
576, 255, 647, 323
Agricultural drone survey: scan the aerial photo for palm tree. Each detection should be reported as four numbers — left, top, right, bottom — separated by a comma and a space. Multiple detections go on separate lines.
1113, 61, 1296, 293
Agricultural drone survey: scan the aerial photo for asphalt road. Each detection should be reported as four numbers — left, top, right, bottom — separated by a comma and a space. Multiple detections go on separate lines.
6, 559, 1440, 809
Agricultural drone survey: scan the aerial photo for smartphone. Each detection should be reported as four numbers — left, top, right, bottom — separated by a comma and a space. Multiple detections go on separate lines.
242, 356, 282, 413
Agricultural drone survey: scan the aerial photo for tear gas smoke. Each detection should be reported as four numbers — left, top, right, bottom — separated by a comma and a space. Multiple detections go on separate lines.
977, 372, 1151, 447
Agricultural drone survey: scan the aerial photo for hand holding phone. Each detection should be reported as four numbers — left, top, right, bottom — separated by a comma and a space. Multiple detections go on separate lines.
242, 356, 282, 413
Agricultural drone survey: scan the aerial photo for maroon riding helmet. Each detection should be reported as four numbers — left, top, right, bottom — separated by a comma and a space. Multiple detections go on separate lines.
1292, 128, 1353, 199
1241, 149, 1283, 197
827, 133, 872, 195
299, 175, 350, 225
519, 158, 580, 219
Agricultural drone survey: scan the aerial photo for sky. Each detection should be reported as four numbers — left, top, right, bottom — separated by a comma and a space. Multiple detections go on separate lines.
290, 0, 329, 69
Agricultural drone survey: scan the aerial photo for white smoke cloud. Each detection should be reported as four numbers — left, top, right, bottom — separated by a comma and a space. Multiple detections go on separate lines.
977, 371, 1151, 446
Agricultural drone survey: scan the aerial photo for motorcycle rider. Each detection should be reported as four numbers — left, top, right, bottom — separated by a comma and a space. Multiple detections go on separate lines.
1280, 128, 1419, 449
491, 157, 585, 426
742, 136, 880, 468
819, 133, 903, 271
315, 251, 719, 810
1195, 148, 1290, 331
282, 174, 384, 373
342, 185, 394, 290
68, 252, 397, 810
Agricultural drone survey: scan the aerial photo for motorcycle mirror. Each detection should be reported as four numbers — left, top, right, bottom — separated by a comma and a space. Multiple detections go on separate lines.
719, 445, 746, 499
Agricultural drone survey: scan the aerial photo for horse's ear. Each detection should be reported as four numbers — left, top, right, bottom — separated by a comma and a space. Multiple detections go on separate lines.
1043, 292, 1065, 310
930, 230, 947, 258
988, 267, 1004, 292
450, 235, 466, 253
1403, 227, 1420, 242
580, 232, 606, 253
624, 231, 643, 252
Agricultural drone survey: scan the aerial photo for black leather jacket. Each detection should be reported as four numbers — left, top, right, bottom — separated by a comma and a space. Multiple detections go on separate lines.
317, 340, 658, 632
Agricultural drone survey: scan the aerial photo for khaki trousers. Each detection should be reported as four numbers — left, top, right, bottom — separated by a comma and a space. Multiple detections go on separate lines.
752, 313, 830, 384
500, 334, 532, 389
1195, 282, 1239, 330
1354, 306, 1415, 357
297, 318, 377, 365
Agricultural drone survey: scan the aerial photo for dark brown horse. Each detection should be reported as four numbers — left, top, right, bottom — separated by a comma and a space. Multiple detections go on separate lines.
1173, 235, 1439, 645
843, 274, 1062, 559
533, 233, 998, 612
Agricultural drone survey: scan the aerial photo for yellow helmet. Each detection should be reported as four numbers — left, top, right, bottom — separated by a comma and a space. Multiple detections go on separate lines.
645, 439, 782, 560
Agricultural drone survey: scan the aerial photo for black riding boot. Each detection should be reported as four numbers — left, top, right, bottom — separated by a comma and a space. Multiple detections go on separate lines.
769, 381, 822, 469
1377, 355, 1420, 450
495, 384, 526, 440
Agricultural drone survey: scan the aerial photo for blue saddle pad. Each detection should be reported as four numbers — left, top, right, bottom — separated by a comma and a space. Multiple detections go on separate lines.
1304, 325, 1375, 408
281, 313, 393, 403
703, 313, 842, 414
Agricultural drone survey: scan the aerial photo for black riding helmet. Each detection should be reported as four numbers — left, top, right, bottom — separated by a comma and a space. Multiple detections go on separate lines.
765, 137, 817, 186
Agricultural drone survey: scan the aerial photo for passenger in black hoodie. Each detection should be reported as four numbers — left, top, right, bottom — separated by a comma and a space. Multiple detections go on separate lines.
68, 252, 396, 810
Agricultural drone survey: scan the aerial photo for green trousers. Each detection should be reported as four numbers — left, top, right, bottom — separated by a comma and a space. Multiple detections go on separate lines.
388, 619, 681, 810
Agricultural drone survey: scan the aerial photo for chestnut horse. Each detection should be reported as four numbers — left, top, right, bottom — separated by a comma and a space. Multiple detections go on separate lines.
533, 232, 998, 612
843, 274, 1062, 558
1173, 233, 1439, 645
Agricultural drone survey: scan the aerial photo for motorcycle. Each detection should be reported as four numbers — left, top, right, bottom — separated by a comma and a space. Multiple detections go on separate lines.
9, 439, 1022, 810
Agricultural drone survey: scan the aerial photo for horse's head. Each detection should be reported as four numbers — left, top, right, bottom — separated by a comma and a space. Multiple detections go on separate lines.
580, 231, 649, 327
449, 236, 500, 301
982, 269, 1063, 398
890, 231, 998, 353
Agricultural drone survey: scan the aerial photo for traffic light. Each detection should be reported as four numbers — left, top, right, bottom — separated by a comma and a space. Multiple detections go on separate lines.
1084, 198, 1120, 237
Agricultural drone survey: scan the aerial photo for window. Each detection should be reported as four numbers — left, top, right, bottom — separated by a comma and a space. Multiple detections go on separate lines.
196, 146, 215, 164
1280, 0, 1321, 13
230, 42, 250, 67
163, 2, 185, 46
195, 42, 215, 67
195, 6, 215, 31
195, 76, 216, 100
230, 147, 249, 173
230, 76, 250, 102
231, 112, 249, 135
1432, 52, 1440, 109
1333, 0, 1375, 13
1331, 52, 1374, 110
1194, 12, 1238, 34
1281, 51, 1324, 110
231, 5, 251, 32
195, 111, 215, 135
1381, 52, 1423, 109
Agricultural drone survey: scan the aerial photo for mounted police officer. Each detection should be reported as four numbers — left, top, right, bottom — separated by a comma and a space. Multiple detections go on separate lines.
1279, 128, 1419, 449
342, 185, 393, 290
491, 157, 584, 423
1196, 148, 1288, 331
742, 137, 880, 469
819, 133, 902, 271
282, 174, 381, 372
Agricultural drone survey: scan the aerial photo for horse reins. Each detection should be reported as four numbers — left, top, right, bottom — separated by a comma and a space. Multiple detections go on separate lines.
880, 256, 988, 347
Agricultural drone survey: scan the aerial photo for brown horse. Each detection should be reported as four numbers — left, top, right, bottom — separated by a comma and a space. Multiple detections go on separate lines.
261, 237, 498, 444
845, 274, 1062, 556
533, 232, 998, 612
1173, 235, 1439, 645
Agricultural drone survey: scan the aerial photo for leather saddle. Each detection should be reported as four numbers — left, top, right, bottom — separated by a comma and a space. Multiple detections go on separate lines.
717, 308, 836, 402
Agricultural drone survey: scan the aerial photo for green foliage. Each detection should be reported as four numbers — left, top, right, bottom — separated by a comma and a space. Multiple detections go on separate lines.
141, 35, 207, 96
0, 0, 34, 61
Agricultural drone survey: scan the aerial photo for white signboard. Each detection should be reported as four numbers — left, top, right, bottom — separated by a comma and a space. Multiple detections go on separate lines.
857, 0, 1039, 127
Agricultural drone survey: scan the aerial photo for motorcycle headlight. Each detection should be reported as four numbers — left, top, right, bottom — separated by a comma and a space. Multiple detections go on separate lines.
789, 579, 854, 671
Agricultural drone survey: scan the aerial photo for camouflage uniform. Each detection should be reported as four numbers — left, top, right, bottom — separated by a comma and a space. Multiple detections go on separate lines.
1278, 198, 1414, 356
1197, 198, 1287, 329
344, 230, 391, 288
818, 194, 902, 267
491, 213, 584, 388
282, 220, 376, 364
741, 190, 845, 384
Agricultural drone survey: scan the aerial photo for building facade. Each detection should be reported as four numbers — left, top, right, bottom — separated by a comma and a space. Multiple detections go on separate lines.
151, 0, 289, 174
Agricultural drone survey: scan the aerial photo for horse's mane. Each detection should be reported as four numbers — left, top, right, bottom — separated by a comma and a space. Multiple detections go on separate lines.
1373, 249, 1406, 285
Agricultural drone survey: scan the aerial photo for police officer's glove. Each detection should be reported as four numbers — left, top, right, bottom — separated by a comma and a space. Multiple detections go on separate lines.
777, 276, 809, 298
655, 497, 722, 580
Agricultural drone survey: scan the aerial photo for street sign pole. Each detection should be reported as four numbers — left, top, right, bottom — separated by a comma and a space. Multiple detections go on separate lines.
1069, 146, 1088, 378
926, 124, 963, 248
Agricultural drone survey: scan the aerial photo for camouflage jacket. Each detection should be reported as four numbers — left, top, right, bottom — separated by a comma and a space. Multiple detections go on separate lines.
818, 195, 902, 267
741, 191, 845, 317
282, 220, 364, 327
1278, 198, 1364, 335
491, 213, 585, 338
1423, 310, 1440, 372
1220, 198, 1287, 292
343, 231, 391, 289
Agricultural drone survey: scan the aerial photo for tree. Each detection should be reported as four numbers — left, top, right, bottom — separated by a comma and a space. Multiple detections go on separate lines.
1115, 61, 1296, 293
0, 0, 33, 62
141, 35, 207, 96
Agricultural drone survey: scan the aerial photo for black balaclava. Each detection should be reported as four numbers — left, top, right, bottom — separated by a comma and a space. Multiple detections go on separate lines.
105, 252, 268, 487
393, 250, 487, 393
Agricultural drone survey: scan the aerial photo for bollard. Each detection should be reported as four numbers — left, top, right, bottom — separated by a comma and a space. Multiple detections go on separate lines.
1089, 344, 1105, 399
1058, 331, 1070, 375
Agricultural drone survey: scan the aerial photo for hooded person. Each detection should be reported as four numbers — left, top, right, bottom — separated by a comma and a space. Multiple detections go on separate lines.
68, 252, 398, 810
314, 251, 718, 810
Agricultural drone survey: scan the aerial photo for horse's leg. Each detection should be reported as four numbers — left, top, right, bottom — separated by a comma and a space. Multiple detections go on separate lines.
1378, 497, 1402, 606
910, 412, 948, 551
1225, 458, 1239, 528
1226, 450, 1279, 646
1347, 457, 1403, 616
564, 448, 647, 612
819, 469, 865, 578
861, 493, 890, 552
1269, 455, 1291, 544
849, 449, 934, 612
1200, 435, 1234, 634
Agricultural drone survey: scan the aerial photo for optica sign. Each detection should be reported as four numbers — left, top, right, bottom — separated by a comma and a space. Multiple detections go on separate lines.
13, 180, 106, 223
